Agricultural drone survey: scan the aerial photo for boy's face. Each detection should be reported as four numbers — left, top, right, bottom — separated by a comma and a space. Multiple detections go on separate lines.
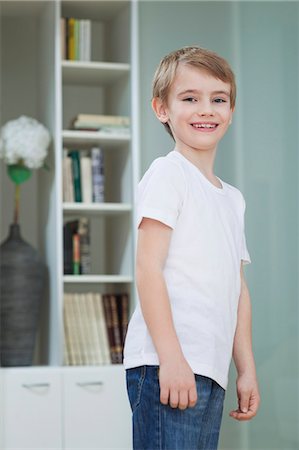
153, 64, 234, 154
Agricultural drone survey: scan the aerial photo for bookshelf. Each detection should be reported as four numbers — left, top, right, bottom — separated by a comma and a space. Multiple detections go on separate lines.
0, 0, 138, 448
59, 0, 134, 364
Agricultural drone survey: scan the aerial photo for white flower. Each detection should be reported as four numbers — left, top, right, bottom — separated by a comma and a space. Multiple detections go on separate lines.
0, 115, 51, 169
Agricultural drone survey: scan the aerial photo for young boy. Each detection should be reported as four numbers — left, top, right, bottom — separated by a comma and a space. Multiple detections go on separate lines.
123, 46, 260, 450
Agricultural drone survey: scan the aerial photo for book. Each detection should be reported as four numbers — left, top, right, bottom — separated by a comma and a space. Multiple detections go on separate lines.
79, 20, 91, 62
74, 19, 80, 60
72, 293, 87, 364
91, 147, 104, 203
72, 233, 80, 275
62, 149, 74, 202
80, 152, 92, 203
78, 218, 91, 275
63, 220, 79, 274
68, 18, 75, 60
64, 293, 83, 365
85, 292, 104, 364
69, 150, 82, 202
93, 293, 111, 364
72, 114, 130, 128
63, 293, 71, 365
102, 294, 122, 364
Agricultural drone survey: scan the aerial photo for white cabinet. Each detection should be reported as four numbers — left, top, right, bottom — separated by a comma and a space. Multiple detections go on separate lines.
63, 366, 132, 449
1, 368, 63, 449
1, 366, 132, 450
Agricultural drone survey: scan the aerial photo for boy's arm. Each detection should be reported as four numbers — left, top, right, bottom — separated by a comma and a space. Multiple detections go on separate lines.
230, 264, 260, 421
136, 217, 197, 410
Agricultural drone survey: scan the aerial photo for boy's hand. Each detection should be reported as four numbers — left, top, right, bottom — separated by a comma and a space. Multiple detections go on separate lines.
159, 358, 197, 410
229, 373, 260, 421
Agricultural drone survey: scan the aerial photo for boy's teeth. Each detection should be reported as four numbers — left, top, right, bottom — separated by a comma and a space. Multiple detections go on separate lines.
193, 123, 217, 128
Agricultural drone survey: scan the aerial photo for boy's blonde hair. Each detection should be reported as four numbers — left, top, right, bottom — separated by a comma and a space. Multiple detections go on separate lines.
152, 46, 236, 138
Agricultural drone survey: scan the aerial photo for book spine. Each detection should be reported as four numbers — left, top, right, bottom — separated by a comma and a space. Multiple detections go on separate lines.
93, 293, 111, 364
68, 18, 75, 61
102, 294, 118, 363
79, 20, 85, 62
74, 19, 80, 60
63, 149, 74, 203
69, 150, 82, 202
85, 20, 91, 62
91, 147, 104, 203
65, 17, 69, 60
80, 154, 92, 203
63, 293, 72, 365
73, 293, 86, 365
109, 295, 123, 364
63, 220, 78, 274
73, 233, 80, 275
85, 292, 104, 364
78, 218, 91, 275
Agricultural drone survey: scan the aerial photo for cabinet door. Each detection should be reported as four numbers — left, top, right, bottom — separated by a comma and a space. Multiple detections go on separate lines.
63, 366, 132, 449
2, 368, 63, 449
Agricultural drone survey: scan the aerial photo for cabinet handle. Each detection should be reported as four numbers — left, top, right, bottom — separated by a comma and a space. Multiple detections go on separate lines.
22, 383, 50, 389
77, 381, 104, 387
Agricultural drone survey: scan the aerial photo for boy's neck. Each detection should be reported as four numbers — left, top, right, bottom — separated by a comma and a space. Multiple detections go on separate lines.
175, 145, 217, 177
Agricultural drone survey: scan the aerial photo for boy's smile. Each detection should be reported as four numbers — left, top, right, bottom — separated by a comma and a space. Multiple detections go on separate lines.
153, 64, 233, 156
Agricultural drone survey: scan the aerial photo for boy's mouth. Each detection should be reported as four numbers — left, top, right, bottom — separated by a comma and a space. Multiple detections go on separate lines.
191, 122, 219, 131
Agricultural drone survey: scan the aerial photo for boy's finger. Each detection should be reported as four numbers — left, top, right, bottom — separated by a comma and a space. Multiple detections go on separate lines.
169, 389, 179, 408
188, 386, 198, 407
178, 390, 188, 410
239, 392, 250, 413
229, 408, 256, 421
160, 386, 170, 405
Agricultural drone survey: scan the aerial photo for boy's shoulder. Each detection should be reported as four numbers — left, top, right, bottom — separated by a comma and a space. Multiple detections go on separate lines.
140, 151, 186, 183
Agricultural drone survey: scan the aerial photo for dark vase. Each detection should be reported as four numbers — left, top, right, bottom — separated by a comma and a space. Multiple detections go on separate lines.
0, 224, 47, 366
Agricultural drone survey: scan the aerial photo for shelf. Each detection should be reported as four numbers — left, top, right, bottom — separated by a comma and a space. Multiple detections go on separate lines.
62, 60, 130, 85
63, 203, 132, 215
63, 275, 133, 284
62, 130, 130, 148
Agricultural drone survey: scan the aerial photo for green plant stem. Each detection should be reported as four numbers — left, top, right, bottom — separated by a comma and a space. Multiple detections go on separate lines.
14, 184, 20, 224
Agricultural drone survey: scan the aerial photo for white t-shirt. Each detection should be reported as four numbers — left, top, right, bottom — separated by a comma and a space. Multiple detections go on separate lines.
123, 149, 251, 390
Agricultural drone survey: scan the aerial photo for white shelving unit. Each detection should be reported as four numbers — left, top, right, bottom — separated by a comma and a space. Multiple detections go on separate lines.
0, 1, 138, 448
62, 60, 130, 85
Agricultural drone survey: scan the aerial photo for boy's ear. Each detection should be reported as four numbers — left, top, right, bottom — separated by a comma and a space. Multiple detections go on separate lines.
151, 97, 169, 123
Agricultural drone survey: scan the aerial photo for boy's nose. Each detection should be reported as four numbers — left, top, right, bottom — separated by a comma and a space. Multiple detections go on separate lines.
197, 100, 214, 116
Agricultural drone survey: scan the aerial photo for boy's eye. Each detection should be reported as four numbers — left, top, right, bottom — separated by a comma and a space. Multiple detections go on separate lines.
213, 98, 227, 103
183, 97, 197, 102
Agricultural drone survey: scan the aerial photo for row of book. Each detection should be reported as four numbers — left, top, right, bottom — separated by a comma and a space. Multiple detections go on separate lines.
63, 292, 129, 366
61, 17, 91, 61
71, 113, 130, 134
63, 147, 104, 203
64, 218, 91, 275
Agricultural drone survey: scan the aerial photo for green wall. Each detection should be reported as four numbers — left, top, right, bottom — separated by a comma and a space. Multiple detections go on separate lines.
138, 1, 299, 448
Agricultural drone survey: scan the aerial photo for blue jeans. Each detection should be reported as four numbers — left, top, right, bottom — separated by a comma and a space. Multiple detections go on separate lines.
126, 365, 225, 450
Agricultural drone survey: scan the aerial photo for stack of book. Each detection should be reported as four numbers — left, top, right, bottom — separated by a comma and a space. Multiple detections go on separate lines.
61, 17, 91, 61
63, 218, 91, 275
71, 114, 130, 135
63, 292, 129, 365
63, 147, 104, 203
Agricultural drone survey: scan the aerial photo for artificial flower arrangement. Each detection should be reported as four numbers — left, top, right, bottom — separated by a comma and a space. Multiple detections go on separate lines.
0, 115, 51, 224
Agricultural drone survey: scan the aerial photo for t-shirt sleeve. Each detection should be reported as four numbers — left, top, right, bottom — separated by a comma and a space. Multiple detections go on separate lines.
240, 195, 251, 265
136, 159, 186, 229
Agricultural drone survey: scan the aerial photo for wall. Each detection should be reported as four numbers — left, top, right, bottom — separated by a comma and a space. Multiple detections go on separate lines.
0, 15, 39, 247
138, 1, 299, 448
